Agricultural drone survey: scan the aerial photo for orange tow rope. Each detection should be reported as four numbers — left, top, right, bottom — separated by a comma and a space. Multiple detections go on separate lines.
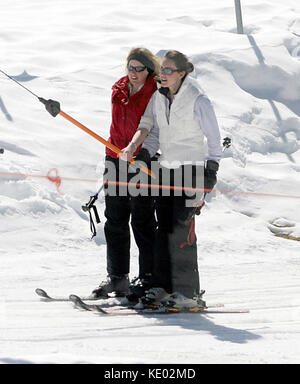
59, 110, 155, 179
0, 70, 154, 179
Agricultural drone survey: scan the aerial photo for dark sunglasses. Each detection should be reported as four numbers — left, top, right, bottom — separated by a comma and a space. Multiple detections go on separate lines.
127, 65, 147, 72
159, 67, 180, 75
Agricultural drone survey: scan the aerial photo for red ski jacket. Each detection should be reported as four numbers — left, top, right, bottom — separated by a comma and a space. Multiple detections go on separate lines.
106, 75, 157, 158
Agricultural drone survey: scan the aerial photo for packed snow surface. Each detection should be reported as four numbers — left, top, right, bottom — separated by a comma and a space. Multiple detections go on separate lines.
0, 0, 300, 364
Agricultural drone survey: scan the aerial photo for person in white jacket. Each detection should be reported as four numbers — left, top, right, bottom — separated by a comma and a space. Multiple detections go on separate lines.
122, 50, 222, 309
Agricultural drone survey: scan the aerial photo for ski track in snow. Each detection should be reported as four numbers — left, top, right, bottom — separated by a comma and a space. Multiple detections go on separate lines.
0, 0, 300, 364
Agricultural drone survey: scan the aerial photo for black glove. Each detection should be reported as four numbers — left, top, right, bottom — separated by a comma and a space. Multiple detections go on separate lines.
134, 148, 151, 167
204, 160, 219, 192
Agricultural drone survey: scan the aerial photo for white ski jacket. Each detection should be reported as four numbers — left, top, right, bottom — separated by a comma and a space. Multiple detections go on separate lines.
138, 76, 222, 168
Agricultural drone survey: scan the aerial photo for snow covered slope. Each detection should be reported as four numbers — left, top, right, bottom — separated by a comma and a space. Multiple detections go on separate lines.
0, 0, 300, 364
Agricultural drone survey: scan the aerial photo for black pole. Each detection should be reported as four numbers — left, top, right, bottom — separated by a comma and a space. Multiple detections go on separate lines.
0, 69, 40, 99
0, 69, 61, 117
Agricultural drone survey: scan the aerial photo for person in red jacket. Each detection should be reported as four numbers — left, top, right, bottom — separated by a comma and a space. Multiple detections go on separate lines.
92, 48, 159, 300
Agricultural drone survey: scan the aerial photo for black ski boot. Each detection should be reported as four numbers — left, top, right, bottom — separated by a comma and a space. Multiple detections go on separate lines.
126, 274, 152, 303
91, 274, 129, 298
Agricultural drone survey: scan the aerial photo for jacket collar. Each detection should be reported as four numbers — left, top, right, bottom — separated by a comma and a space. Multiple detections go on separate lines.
158, 74, 188, 98
112, 75, 156, 103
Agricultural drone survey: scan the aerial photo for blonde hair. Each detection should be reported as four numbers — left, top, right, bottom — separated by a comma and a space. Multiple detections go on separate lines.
127, 47, 160, 76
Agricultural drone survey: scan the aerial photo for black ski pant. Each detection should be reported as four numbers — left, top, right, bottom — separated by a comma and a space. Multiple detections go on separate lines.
151, 165, 203, 298
104, 156, 157, 278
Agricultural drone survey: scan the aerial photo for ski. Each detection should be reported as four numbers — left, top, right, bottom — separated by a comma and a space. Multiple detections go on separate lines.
36, 289, 246, 315
69, 294, 248, 315
35, 288, 131, 306
70, 294, 108, 313
35, 288, 98, 302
